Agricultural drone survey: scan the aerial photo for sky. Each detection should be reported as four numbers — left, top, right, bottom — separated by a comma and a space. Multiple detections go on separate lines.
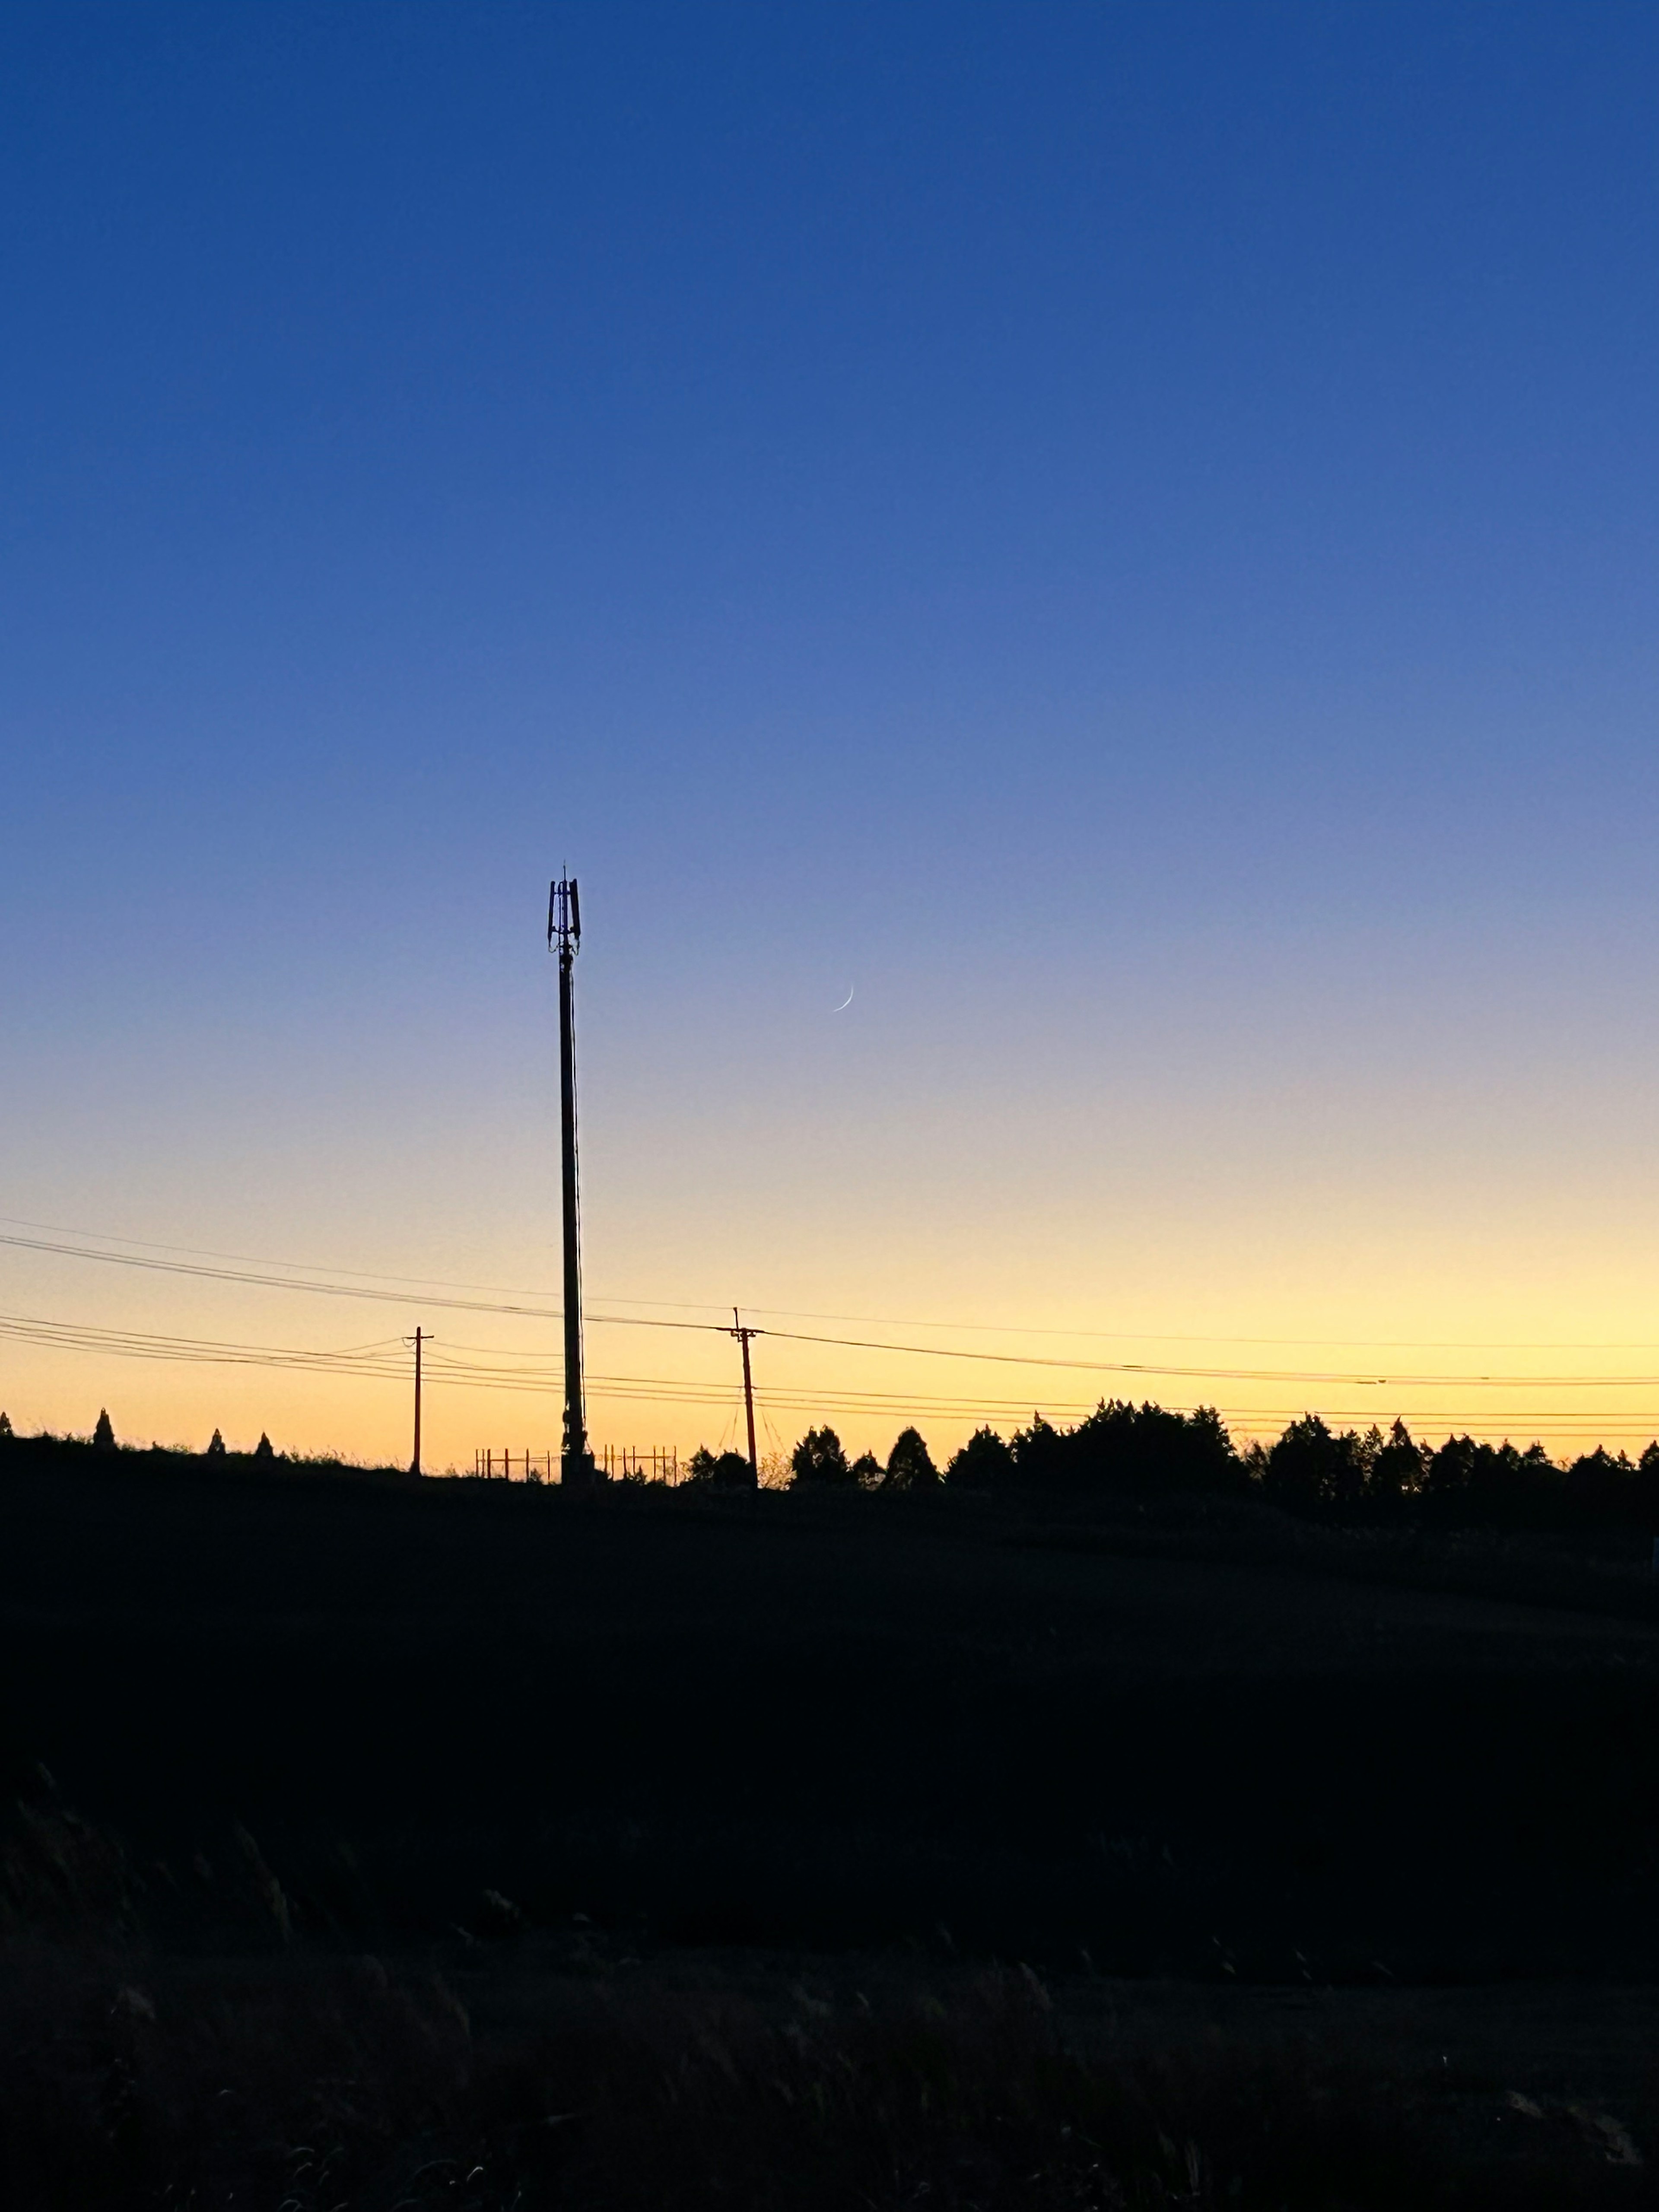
6, 0, 1659, 1470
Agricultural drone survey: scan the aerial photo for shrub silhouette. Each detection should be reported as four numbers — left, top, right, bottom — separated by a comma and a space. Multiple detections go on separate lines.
849, 1450, 883, 1488
254, 1433, 275, 1462
0, 1411, 12, 1440
884, 1427, 938, 1491
688, 1445, 757, 1489
92, 1410, 115, 1452
206, 1429, 227, 1459
791, 1426, 852, 1486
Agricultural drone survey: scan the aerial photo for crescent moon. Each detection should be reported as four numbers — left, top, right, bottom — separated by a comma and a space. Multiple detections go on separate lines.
832, 985, 854, 1012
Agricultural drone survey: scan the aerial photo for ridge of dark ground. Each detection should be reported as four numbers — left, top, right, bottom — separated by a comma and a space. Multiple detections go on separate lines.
3, 1441, 1658, 2204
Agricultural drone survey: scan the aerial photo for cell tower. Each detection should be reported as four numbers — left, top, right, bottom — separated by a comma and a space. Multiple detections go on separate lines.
549, 874, 597, 1487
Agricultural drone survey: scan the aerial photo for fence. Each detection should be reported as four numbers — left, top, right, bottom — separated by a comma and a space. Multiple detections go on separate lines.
601, 1445, 680, 1482
470, 1445, 680, 1484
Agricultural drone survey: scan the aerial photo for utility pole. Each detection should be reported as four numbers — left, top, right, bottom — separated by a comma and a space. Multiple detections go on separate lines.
549, 874, 596, 1487
728, 1308, 763, 1484
407, 1326, 426, 1477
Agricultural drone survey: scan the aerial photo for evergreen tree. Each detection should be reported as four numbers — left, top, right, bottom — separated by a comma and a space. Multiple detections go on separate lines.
1566, 1446, 1636, 1523
884, 1427, 938, 1490
1423, 1432, 1480, 1503
254, 1433, 275, 1461
1638, 1440, 1659, 1529
1062, 1400, 1240, 1494
1010, 1413, 1067, 1488
944, 1427, 1014, 1489
0, 1411, 12, 1439
995, 1402, 1240, 1496
92, 1408, 115, 1451
849, 1451, 883, 1487
1369, 1418, 1425, 1503
206, 1428, 227, 1458
790, 1426, 852, 1486
1263, 1413, 1365, 1513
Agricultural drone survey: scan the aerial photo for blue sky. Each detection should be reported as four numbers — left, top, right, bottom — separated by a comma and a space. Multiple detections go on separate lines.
5, 2, 1659, 1463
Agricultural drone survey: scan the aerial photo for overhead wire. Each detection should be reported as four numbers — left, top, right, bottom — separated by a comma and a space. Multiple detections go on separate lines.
10, 1230, 1659, 1388
5, 1308, 1659, 1450
747, 1320, 1659, 1391
0, 1312, 411, 1378
418, 1345, 1659, 1429
7, 1214, 1659, 1354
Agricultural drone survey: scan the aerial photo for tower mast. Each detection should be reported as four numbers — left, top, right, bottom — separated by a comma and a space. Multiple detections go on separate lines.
549, 874, 596, 1487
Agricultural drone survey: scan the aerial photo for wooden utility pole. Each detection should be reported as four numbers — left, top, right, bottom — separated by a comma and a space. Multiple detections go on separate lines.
729, 1308, 763, 1483
409, 1326, 424, 1476
550, 875, 596, 1487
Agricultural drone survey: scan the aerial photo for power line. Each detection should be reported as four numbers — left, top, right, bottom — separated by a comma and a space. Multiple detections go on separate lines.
0, 1312, 410, 1376
752, 1320, 1659, 1391
5, 1309, 1659, 1446
0, 1214, 556, 1296
12, 1231, 1659, 1389
0, 1232, 702, 1335
419, 1349, 1659, 1429
8, 1213, 1659, 1354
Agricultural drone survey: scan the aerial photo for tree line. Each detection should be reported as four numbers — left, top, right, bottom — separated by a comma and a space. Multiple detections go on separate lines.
691, 1402, 1659, 1531
12, 1400, 1655, 1529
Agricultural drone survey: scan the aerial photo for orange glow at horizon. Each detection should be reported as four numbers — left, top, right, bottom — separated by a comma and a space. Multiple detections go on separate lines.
5, 1215, 1659, 1473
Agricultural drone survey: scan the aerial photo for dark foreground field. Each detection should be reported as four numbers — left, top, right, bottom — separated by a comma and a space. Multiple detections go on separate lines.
3, 1441, 1659, 2205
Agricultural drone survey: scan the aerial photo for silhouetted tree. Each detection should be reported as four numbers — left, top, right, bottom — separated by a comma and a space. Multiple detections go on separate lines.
687, 1445, 755, 1487
206, 1428, 227, 1459
1001, 1402, 1240, 1496
1333, 1424, 1374, 1508
1421, 1433, 1563, 1526
1263, 1414, 1366, 1513
791, 1426, 852, 1486
944, 1427, 1014, 1489
1422, 1432, 1478, 1509
1081, 1401, 1238, 1493
0, 1411, 12, 1440
678, 1393, 1659, 1529
92, 1409, 115, 1452
1565, 1446, 1637, 1525
1638, 1441, 1659, 1531
884, 1427, 938, 1491
1368, 1418, 1424, 1504
254, 1433, 275, 1462
1011, 1414, 1067, 1489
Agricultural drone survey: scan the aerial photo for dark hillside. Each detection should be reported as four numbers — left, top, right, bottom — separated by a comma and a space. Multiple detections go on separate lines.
3, 1443, 1658, 1982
